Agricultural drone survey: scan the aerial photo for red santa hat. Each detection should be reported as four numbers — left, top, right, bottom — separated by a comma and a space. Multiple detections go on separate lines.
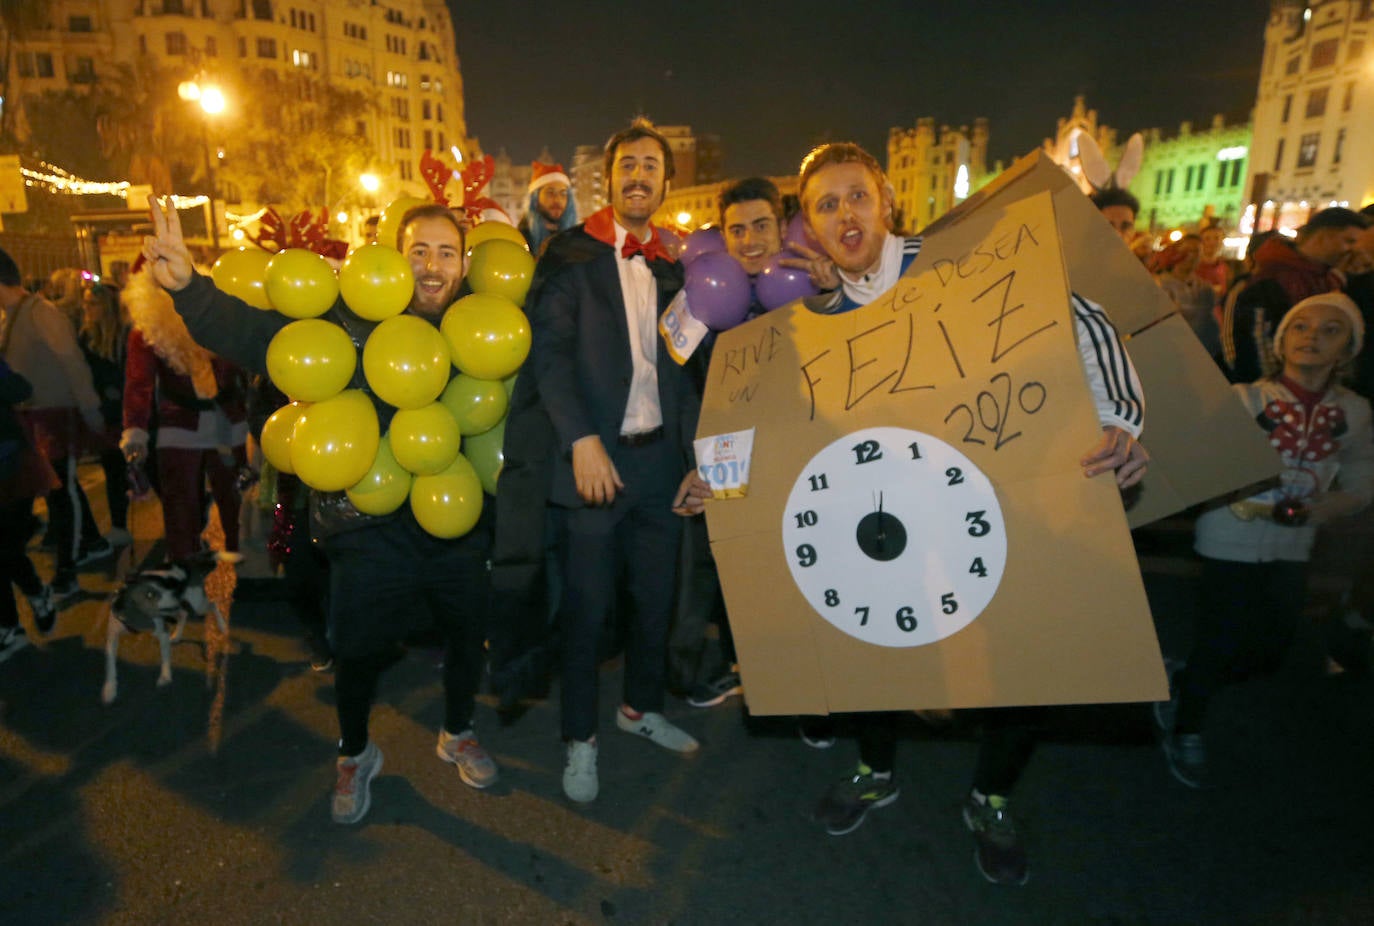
528, 161, 570, 195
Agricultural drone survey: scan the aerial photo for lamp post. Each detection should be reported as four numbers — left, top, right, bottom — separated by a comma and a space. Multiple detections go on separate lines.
178, 78, 226, 250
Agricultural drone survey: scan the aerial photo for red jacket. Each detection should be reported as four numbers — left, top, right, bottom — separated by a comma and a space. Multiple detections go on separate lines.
123, 328, 248, 435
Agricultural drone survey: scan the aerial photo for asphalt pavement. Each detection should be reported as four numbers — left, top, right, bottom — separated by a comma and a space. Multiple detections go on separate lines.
2, 465, 1373, 925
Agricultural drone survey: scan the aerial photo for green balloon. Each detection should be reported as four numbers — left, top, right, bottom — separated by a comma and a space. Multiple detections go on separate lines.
439, 374, 509, 436
462, 417, 505, 495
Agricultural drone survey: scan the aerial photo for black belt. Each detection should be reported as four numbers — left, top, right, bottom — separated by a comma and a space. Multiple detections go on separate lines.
617, 426, 664, 447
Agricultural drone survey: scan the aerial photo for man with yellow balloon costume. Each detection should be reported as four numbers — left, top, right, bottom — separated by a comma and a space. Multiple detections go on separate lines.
143, 193, 534, 825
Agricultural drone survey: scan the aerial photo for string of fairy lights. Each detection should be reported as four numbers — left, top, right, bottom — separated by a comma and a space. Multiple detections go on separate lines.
18, 158, 261, 224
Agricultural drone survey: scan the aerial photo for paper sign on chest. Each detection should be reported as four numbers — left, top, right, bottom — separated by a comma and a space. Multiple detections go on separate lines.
698, 191, 1165, 716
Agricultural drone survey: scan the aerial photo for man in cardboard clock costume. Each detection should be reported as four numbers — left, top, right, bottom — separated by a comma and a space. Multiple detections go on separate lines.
779, 142, 1149, 885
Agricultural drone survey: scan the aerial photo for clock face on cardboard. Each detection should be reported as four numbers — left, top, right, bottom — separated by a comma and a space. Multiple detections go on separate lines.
781, 426, 1007, 648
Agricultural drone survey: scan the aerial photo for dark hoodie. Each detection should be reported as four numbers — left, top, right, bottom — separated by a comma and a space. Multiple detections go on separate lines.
1225, 236, 1341, 383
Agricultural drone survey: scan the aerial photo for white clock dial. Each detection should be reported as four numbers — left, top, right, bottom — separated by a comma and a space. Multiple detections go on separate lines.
781, 427, 1007, 648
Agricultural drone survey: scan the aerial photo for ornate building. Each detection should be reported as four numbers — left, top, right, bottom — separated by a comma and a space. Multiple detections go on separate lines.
888, 117, 989, 233
1245, 0, 1374, 233
1132, 117, 1252, 233
0, 0, 473, 225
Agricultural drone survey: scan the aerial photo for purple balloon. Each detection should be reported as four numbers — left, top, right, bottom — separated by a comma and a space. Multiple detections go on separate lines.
684, 250, 751, 331
755, 252, 819, 310
783, 212, 818, 252
681, 227, 725, 267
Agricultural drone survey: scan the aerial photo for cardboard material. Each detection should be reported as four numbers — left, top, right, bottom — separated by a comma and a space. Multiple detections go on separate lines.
699, 192, 1168, 715
924, 151, 1279, 528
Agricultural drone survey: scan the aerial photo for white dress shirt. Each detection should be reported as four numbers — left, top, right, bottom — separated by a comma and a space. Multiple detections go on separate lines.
613, 220, 663, 436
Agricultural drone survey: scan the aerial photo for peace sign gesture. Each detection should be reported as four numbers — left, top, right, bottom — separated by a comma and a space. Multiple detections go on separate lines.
142, 195, 194, 292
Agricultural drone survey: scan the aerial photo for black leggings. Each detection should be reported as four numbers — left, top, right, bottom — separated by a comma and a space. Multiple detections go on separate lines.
0, 498, 44, 629
856, 707, 1039, 797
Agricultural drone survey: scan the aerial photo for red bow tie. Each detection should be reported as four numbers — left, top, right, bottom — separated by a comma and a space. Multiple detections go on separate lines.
621, 233, 671, 263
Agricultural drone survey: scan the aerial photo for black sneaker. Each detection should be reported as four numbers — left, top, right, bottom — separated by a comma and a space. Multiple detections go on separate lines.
0, 626, 30, 664
962, 793, 1029, 885
76, 538, 115, 566
1163, 732, 1211, 789
812, 764, 899, 835
26, 586, 56, 636
686, 669, 742, 707
798, 716, 837, 749
306, 633, 334, 672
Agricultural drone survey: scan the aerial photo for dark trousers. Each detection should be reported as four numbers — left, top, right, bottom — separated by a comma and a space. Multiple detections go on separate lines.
558, 438, 683, 741
98, 447, 129, 531
158, 446, 244, 560
46, 455, 99, 576
1174, 557, 1308, 734
856, 707, 1038, 797
1, 498, 44, 629
325, 512, 492, 756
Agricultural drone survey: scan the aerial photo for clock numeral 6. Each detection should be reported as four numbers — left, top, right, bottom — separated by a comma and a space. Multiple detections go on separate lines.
794, 509, 818, 529
824, 589, 839, 607
969, 556, 988, 578
855, 605, 870, 626
896, 606, 917, 632
940, 592, 959, 615
851, 439, 883, 465
965, 510, 991, 537
795, 543, 818, 568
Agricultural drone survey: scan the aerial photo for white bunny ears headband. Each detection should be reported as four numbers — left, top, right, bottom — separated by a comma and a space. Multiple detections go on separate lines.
1074, 130, 1144, 193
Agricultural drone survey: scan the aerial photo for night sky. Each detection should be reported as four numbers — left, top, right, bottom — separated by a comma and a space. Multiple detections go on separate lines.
447, 0, 1271, 176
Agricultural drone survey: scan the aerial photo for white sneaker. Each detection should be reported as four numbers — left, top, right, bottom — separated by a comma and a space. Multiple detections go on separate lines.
616, 709, 700, 753
563, 739, 598, 803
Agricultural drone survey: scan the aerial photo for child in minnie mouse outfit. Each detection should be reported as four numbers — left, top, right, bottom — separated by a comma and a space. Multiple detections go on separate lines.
1159, 292, 1374, 788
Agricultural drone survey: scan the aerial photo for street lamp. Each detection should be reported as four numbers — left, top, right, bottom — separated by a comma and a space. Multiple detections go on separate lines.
178, 78, 226, 250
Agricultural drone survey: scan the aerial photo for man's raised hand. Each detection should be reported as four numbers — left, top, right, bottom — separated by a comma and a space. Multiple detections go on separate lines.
142, 195, 194, 292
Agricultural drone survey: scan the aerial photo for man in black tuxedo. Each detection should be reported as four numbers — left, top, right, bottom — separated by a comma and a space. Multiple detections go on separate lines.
502, 119, 703, 803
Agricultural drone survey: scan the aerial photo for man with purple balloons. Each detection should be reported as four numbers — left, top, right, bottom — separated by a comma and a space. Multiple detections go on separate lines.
678, 178, 822, 332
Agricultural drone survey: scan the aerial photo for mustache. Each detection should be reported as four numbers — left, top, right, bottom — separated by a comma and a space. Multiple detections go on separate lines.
621, 182, 654, 196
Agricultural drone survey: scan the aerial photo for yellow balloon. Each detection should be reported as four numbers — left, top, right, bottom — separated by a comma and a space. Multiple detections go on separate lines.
440, 293, 532, 380
465, 220, 528, 252
388, 402, 461, 475
346, 434, 412, 516
361, 314, 451, 409
266, 318, 358, 402
265, 248, 340, 319
259, 401, 308, 473
409, 452, 484, 539
376, 195, 429, 250
211, 247, 273, 310
462, 418, 505, 495
466, 239, 535, 306
290, 389, 380, 492
338, 244, 414, 321
438, 374, 509, 436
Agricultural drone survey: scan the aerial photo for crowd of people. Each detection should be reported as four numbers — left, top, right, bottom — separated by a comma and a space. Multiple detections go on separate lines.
4, 119, 1373, 888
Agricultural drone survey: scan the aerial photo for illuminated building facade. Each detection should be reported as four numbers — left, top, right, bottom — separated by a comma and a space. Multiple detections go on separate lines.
1246, 0, 1374, 232
0, 0, 473, 210
887, 117, 989, 233
1131, 116, 1253, 232
654, 175, 799, 232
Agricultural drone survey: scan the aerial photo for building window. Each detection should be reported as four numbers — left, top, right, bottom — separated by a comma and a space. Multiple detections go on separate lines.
70, 57, 97, 82
1196, 164, 1207, 190
1281, 94, 1292, 123
1153, 171, 1163, 196
1165, 168, 1175, 194
291, 48, 315, 69
1305, 86, 1329, 118
436, 103, 443, 122
1351, 40, 1365, 61
238, 37, 246, 57
1310, 38, 1339, 69
166, 32, 187, 54
1285, 56, 1300, 75
1297, 133, 1319, 169
399, 161, 413, 181
1344, 83, 1355, 112
422, 100, 432, 119
163, 0, 186, 13
423, 129, 433, 150
251, 0, 272, 20
205, 36, 217, 56
356, 120, 367, 135
395, 128, 411, 148
1230, 159, 1245, 187
257, 37, 276, 58
1334, 128, 1346, 165
1274, 138, 1285, 171
69, 15, 93, 32
1184, 165, 1194, 192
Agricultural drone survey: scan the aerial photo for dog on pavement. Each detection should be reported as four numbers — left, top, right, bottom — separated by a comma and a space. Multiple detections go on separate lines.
102, 551, 226, 704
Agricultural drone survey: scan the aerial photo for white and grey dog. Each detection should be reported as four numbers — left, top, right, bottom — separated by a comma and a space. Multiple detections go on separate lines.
102, 551, 226, 704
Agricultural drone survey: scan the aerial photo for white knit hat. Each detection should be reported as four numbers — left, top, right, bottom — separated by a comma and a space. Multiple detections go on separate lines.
1273, 291, 1364, 360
